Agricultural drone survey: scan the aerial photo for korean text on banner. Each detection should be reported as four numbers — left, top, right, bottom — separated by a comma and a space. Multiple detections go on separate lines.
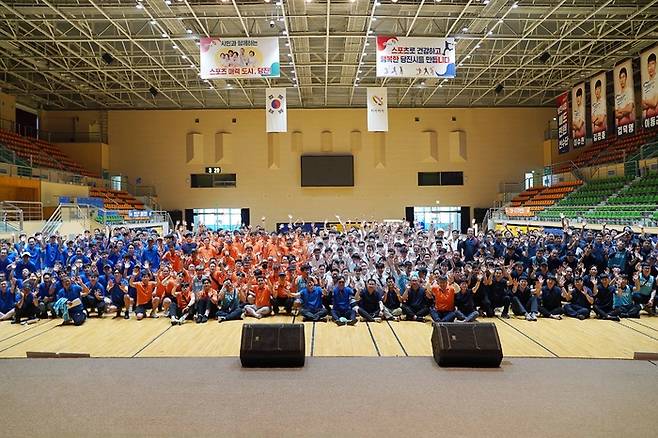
201, 37, 280, 79
376, 36, 456, 78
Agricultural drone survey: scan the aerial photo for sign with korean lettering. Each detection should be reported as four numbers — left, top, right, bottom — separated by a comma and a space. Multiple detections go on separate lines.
376, 36, 456, 78
640, 45, 658, 130
590, 72, 607, 143
200, 37, 280, 79
556, 92, 570, 154
614, 59, 636, 137
128, 210, 152, 219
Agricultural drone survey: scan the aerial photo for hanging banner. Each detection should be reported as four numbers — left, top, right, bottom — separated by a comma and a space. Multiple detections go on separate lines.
376, 36, 456, 78
614, 59, 636, 137
571, 82, 586, 148
590, 72, 607, 143
200, 37, 280, 79
640, 45, 658, 130
367, 87, 388, 132
266, 88, 287, 133
556, 92, 569, 154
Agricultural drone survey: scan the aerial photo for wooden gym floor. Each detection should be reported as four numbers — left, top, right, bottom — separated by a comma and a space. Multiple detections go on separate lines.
0, 314, 657, 359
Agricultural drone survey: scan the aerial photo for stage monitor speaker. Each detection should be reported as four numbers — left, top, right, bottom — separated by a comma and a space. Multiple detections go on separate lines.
240, 323, 305, 368
431, 322, 503, 368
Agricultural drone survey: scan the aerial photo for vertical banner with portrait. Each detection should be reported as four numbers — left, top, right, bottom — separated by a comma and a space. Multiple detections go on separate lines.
556, 92, 569, 154
571, 83, 586, 148
640, 45, 658, 130
590, 72, 607, 143
614, 59, 636, 137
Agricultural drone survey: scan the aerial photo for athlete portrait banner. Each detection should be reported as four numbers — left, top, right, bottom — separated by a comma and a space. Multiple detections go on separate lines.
613, 59, 636, 137
571, 82, 586, 148
590, 72, 607, 143
200, 37, 280, 79
266, 88, 287, 133
376, 36, 456, 78
367, 87, 388, 132
640, 45, 658, 130
556, 92, 569, 154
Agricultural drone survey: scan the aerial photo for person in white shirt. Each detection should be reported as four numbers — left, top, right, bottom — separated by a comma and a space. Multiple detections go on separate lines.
572, 87, 586, 139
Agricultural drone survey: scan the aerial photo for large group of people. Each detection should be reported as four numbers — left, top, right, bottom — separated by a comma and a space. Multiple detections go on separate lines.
0, 216, 656, 328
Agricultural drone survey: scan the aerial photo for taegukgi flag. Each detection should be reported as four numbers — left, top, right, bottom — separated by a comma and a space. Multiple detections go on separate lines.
266, 88, 287, 132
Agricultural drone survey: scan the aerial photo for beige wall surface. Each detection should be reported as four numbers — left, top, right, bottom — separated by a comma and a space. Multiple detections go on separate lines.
55, 142, 108, 175
40, 181, 89, 207
40, 110, 102, 138
0, 91, 16, 124
97, 107, 550, 228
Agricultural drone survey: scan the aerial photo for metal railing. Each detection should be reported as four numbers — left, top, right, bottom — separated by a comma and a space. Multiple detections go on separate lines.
0, 201, 24, 233
0, 117, 107, 144
41, 203, 94, 237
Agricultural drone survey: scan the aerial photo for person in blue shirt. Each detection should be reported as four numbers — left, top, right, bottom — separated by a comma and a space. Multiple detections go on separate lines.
43, 234, 63, 269
632, 264, 656, 316
67, 247, 90, 267
401, 276, 430, 322
331, 276, 356, 325
0, 278, 18, 321
83, 272, 106, 317
25, 236, 43, 270
107, 270, 132, 319
610, 275, 640, 318
13, 282, 39, 324
141, 237, 161, 271
297, 276, 327, 322
14, 252, 37, 274
458, 228, 479, 262
181, 232, 198, 255
0, 248, 12, 277
57, 276, 88, 326
37, 272, 57, 318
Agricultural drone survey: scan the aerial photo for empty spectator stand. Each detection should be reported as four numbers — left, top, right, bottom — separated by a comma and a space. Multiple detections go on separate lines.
89, 187, 145, 219
0, 128, 97, 178
506, 181, 582, 218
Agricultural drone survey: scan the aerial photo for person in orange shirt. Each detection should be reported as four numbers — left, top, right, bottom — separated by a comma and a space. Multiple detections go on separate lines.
162, 247, 183, 273
129, 272, 160, 320
196, 277, 217, 323
170, 280, 192, 325
156, 266, 178, 316
244, 276, 272, 319
271, 271, 294, 315
426, 275, 457, 322
197, 237, 217, 264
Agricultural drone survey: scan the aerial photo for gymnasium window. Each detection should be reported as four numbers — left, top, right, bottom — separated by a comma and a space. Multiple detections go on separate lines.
417, 171, 464, 186
190, 173, 237, 188
193, 208, 242, 231
413, 206, 461, 231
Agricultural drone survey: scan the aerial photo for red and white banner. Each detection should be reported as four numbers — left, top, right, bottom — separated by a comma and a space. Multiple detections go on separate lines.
376, 36, 456, 78
640, 45, 658, 130
571, 83, 586, 148
590, 72, 607, 143
614, 59, 636, 137
556, 92, 569, 154
367, 87, 388, 132
266, 88, 287, 133
200, 37, 280, 79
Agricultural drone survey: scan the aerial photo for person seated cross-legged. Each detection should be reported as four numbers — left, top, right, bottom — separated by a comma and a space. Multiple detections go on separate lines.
355, 279, 384, 323
297, 276, 328, 322
401, 276, 430, 322
563, 277, 594, 320
216, 279, 243, 323
510, 276, 538, 321
331, 276, 357, 326
427, 275, 457, 323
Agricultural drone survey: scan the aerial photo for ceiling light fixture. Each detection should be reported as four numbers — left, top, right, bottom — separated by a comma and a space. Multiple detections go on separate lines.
186, 29, 193, 34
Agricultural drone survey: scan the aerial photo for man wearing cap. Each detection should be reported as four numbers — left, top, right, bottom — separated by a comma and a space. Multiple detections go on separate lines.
401, 276, 430, 322
427, 275, 457, 322
14, 252, 37, 274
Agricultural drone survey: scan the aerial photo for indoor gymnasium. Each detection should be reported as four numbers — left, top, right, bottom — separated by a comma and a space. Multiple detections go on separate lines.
0, 0, 657, 436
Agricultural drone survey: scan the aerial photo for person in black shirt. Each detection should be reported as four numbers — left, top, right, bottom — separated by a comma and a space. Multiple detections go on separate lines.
382, 276, 402, 321
455, 278, 478, 322
537, 275, 566, 319
355, 279, 384, 322
482, 267, 511, 318
592, 273, 619, 321
510, 275, 538, 321
563, 277, 594, 320
401, 276, 429, 322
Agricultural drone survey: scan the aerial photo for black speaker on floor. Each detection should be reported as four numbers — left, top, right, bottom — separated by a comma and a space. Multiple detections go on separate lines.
431, 322, 503, 368
240, 323, 305, 368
